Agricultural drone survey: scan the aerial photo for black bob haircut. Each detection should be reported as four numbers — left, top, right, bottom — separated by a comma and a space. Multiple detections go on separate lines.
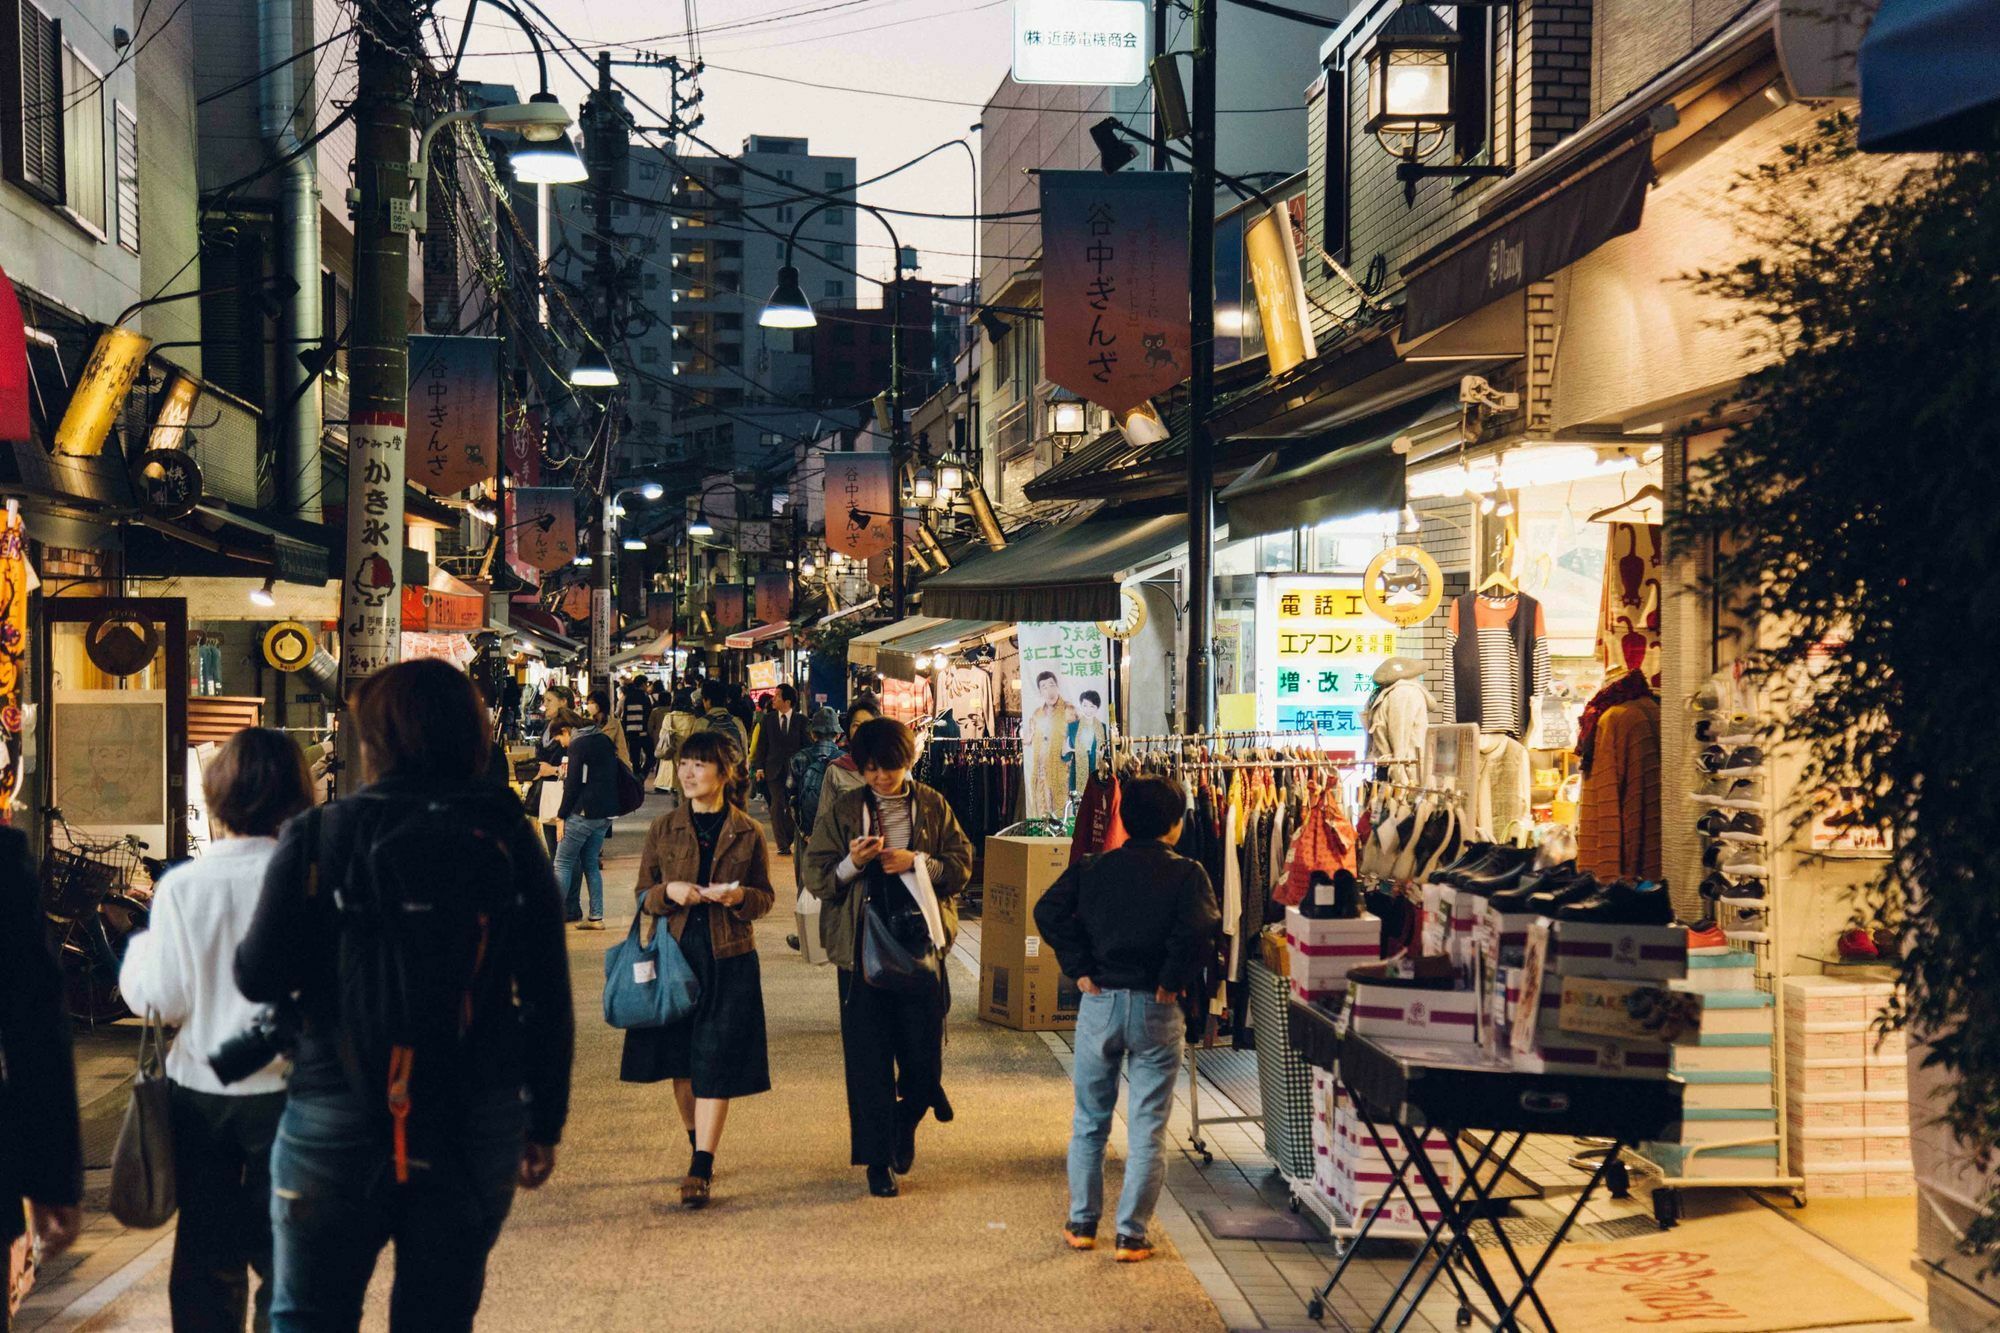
1120, 775, 1187, 841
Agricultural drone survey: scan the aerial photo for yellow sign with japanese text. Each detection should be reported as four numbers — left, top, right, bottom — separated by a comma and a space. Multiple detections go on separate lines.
1256, 576, 1397, 747
1244, 203, 1317, 378
56, 326, 152, 456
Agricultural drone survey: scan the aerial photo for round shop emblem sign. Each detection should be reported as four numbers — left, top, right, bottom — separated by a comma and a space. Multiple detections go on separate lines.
84, 609, 161, 677
1096, 587, 1148, 640
263, 621, 317, 672
1363, 544, 1443, 628
136, 448, 203, 520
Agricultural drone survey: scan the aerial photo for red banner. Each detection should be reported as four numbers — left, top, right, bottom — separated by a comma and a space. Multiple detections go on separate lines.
822, 452, 894, 560
755, 572, 792, 625
1040, 171, 1192, 415
408, 336, 501, 496
509, 487, 577, 573
0, 268, 31, 443
715, 584, 745, 631
503, 402, 543, 487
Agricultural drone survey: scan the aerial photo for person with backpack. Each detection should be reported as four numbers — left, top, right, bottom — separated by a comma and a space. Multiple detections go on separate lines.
235, 660, 574, 1332
550, 712, 620, 929
802, 717, 973, 1200
119, 728, 313, 1332
1033, 775, 1220, 1264
623, 730, 775, 1210
789, 706, 845, 862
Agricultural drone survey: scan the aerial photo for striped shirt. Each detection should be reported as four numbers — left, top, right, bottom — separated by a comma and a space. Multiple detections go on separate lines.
1441, 595, 1551, 739
875, 788, 914, 851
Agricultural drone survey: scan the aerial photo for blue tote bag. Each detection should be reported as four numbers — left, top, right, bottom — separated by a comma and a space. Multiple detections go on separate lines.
603, 911, 700, 1028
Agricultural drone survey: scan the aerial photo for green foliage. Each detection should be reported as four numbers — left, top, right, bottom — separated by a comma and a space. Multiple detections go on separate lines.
1677, 113, 2000, 1256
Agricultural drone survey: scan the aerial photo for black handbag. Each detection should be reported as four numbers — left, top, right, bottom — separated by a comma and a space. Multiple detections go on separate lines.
859, 870, 941, 994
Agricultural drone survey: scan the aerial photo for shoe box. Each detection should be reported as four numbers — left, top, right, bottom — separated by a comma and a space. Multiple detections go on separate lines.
1502, 919, 1687, 1076
1347, 980, 1482, 1044
977, 835, 1080, 1032
1552, 975, 1707, 1045
1675, 948, 1758, 993
1533, 918, 1691, 983
1308, 1069, 1454, 1227
1778, 978, 1913, 1196
1285, 907, 1381, 1004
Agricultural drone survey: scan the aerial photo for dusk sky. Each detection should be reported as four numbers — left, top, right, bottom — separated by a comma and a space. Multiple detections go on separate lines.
454, 0, 1024, 297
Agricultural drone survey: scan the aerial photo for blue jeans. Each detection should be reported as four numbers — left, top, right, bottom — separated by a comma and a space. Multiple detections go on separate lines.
1066, 989, 1185, 1243
269, 1093, 525, 1332
553, 815, 610, 920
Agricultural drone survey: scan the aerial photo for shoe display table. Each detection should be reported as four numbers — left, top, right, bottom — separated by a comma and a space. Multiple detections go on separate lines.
1308, 1032, 1683, 1331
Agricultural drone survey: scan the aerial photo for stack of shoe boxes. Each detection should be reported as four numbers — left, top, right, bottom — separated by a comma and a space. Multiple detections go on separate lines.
1284, 907, 1380, 1006
1508, 919, 1688, 1077
1784, 977, 1912, 1197
1308, 1068, 1451, 1229
1636, 946, 1781, 1180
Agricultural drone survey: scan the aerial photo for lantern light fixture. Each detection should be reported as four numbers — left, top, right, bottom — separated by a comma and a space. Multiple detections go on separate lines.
1364, 4, 1460, 163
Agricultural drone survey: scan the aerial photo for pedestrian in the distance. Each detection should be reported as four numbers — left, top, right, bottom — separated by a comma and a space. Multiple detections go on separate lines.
1034, 775, 1219, 1263
620, 675, 652, 780
120, 727, 313, 1332
236, 658, 573, 1331
2, 825, 83, 1333
751, 683, 808, 856
651, 689, 701, 798
551, 712, 619, 928
624, 730, 775, 1210
587, 688, 634, 770
803, 717, 973, 1200
789, 706, 845, 862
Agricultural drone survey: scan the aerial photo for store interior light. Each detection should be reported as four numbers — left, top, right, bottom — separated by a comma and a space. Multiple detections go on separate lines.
248, 576, 276, 608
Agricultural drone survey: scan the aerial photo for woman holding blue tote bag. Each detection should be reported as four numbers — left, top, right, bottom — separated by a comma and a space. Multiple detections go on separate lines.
620, 730, 775, 1210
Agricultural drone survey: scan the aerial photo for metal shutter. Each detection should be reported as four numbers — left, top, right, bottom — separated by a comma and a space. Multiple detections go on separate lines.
114, 101, 137, 251
3, 0, 63, 202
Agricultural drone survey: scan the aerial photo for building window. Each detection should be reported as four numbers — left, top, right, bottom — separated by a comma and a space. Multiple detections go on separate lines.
61, 43, 104, 235
823, 281, 841, 299
776, 205, 793, 224
824, 207, 845, 225
1453, 6, 1492, 164
644, 270, 659, 290
824, 170, 843, 190
1321, 62, 1349, 262
113, 100, 137, 252
3, 0, 62, 203
641, 344, 659, 364
823, 243, 843, 265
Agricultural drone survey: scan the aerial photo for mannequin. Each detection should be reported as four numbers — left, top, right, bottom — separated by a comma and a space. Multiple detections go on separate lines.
1364, 657, 1432, 773
1575, 668, 1662, 880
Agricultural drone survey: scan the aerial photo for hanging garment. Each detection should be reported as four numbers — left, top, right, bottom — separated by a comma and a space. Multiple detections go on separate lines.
1221, 776, 1244, 977
1599, 523, 1664, 689
1068, 771, 1125, 864
1577, 694, 1662, 881
1365, 676, 1434, 770
1473, 735, 1533, 842
1276, 787, 1357, 906
1441, 591, 1551, 739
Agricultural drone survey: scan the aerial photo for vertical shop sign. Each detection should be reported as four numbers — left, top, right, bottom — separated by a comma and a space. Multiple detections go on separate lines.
1244, 204, 1318, 378
1255, 576, 1398, 750
754, 572, 791, 625
341, 418, 407, 680
407, 335, 501, 496
1018, 621, 1110, 821
715, 584, 746, 631
509, 487, 578, 572
55, 326, 152, 456
1040, 171, 1190, 415
503, 402, 544, 488
824, 453, 894, 559
647, 591, 675, 632
0, 500, 27, 814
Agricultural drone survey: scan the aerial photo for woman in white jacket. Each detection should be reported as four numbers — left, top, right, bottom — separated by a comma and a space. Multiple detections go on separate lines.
120, 727, 313, 1333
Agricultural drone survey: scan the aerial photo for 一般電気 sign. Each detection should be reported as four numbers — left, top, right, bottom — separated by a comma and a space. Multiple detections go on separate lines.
1012, 0, 1147, 86
1255, 576, 1398, 750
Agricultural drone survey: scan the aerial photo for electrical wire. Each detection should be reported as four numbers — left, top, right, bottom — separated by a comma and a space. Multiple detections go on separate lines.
692, 59, 1302, 115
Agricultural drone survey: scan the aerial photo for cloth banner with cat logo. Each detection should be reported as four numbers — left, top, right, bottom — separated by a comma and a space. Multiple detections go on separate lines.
1598, 523, 1661, 687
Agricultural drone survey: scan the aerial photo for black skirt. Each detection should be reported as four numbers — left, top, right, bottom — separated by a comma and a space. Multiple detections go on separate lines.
619, 905, 771, 1099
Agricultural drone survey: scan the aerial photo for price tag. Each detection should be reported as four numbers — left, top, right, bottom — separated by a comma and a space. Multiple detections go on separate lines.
633, 959, 658, 984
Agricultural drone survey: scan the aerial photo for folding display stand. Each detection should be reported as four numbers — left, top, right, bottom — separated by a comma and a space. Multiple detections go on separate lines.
1186, 1039, 1261, 1166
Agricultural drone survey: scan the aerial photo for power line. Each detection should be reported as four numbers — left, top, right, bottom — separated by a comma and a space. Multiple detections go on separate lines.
695, 58, 1301, 114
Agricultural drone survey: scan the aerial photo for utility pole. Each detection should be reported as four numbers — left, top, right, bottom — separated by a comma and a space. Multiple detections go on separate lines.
1152, 0, 1170, 170
1182, 0, 1218, 733
889, 269, 908, 620
336, 0, 417, 753
585, 51, 628, 692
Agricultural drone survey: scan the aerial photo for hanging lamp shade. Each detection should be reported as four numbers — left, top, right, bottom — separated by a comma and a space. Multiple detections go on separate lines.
759, 265, 816, 329
570, 346, 618, 387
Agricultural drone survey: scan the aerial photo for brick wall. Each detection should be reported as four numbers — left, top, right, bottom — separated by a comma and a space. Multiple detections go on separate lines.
1525, 280, 1558, 432
1515, 1, 1593, 157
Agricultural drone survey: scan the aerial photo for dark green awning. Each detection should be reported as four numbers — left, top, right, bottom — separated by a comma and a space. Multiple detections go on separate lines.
1218, 391, 1458, 540
919, 510, 1186, 623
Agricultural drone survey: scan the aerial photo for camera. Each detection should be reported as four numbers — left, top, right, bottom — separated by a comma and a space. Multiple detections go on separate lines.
208, 1002, 300, 1085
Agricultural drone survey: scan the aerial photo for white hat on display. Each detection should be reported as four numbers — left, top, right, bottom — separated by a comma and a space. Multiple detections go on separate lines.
1373, 657, 1428, 686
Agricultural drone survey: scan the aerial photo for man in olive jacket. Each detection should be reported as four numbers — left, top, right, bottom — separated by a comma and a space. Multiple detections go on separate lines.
801, 718, 973, 1196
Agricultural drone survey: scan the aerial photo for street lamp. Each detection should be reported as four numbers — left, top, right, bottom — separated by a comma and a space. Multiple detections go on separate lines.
760, 196, 914, 619
570, 345, 619, 388
413, 98, 584, 234
1363, 4, 1459, 162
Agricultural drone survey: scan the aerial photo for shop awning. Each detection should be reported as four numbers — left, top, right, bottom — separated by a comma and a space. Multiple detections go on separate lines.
920, 509, 1186, 623
509, 606, 582, 659
876, 618, 1010, 683
610, 629, 679, 668
1219, 391, 1459, 540
849, 616, 941, 669
810, 598, 878, 630
1859, 0, 2000, 151
1400, 134, 1654, 340
0, 268, 30, 443
724, 620, 793, 650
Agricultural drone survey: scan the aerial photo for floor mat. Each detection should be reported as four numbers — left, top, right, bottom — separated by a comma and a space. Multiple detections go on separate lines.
1773, 1196, 1923, 1298
1527, 1209, 1914, 1332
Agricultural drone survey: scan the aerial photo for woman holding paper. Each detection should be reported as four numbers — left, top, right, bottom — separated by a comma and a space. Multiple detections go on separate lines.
625, 729, 775, 1210
803, 717, 975, 1199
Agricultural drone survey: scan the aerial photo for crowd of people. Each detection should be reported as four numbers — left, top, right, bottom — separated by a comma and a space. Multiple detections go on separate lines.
2, 660, 1221, 1333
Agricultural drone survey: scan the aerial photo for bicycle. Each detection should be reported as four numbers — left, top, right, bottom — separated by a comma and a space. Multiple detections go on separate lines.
39, 807, 164, 1027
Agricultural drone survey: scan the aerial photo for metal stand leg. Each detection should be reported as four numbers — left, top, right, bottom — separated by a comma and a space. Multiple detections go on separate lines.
1393, 1131, 1528, 1332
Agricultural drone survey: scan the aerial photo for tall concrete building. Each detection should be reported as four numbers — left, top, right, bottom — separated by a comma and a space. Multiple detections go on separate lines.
551, 132, 858, 475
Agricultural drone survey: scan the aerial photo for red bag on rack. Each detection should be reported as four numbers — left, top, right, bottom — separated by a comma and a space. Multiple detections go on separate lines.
1275, 790, 1357, 906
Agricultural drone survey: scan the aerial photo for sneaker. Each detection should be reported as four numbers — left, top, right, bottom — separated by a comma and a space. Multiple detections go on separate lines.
1687, 923, 1730, 952
1694, 714, 1758, 745
1063, 1223, 1097, 1251
580, 918, 606, 930
1719, 811, 1766, 843
1695, 808, 1732, 837
1113, 1234, 1154, 1263
1715, 846, 1770, 878
1837, 928, 1880, 962
1717, 878, 1768, 904
1721, 775, 1767, 810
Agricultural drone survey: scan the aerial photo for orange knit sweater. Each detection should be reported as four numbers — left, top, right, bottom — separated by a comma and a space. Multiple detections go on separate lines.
1576, 696, 1661, 881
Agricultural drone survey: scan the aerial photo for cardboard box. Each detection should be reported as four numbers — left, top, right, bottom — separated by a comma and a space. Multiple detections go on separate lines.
1541, 919, 1690, 982
1806, 1169, 1871, 1199
1865, 1130, 1912, 1163
1863, 1091, 1908, 1129
1866, 1057, 1907, 1092
1790, 1061, 1867, 1095
1671, 1107, 1779, 1146
1680, 1072, 1776, 1110
1557, 976, 1706, 1044
1347, 982, 1482, 1044
1789, 1126, 1868, 1167
1676, 949, 1758, 994
1674, 1043, 1772, 1075
1785, 1027, 1868, 1062
977, 835, 1080, 1032
1786, 1094, 1866, 1131
1285, 909, 1380, 968
1783, 977, 1870, 1025
1867, 1170, 1916, 1198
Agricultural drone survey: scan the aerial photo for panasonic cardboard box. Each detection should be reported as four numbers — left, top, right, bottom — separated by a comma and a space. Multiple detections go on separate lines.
979, 835, 1080, 1032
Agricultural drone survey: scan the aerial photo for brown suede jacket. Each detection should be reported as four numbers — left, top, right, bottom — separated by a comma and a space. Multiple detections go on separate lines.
635, 803, 775, 961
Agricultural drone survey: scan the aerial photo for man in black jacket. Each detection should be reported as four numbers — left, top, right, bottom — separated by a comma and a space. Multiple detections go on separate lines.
1, 826, 84, 1330
1034, 775, 1219, 1264
750, 683, 808, 854
552, 716, 620, 927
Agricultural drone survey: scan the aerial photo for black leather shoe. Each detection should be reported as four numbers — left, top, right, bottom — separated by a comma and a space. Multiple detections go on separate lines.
932, 1089, 955, 1124
1526, 874, 1602, 916
1557, 880, 1675, 926
1430, 842, 1498, 884
1454, 852, 1540, 898
867, 1166, 900, 1197
1488, 863, 1580, 912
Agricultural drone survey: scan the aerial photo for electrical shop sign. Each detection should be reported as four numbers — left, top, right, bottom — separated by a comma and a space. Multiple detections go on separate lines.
1255, 576, 1398, 750
1040, 171, 1191, 416
1013, 0, 1147, 86
823, 452, 894, 561
408, 335, 501, 496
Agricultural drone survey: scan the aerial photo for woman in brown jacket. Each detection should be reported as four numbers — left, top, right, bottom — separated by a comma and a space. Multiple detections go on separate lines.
624, 729, 775, 1209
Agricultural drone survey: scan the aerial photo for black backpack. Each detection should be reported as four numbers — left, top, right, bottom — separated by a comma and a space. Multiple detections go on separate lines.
312, 792, 518, 1181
